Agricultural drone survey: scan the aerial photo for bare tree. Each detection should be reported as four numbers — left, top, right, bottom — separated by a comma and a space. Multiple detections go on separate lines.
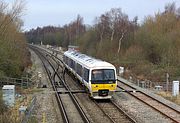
0, 0, 29, 78
165, 2, 176, 13
0, 0, 25, 37
94, 8, 136, 54
95, 14, 110, 44
108, 8, 122, 42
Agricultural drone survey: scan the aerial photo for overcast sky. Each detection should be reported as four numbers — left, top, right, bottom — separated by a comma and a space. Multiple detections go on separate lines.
6, 0, 180, 31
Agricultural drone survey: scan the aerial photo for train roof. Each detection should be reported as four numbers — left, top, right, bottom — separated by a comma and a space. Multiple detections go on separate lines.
64, 50, 115, 69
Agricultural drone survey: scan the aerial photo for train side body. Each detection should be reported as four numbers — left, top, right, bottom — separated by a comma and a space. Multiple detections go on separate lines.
63, 50, 117, 99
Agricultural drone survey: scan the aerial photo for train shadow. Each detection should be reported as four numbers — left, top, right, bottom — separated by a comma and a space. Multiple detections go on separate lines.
95, 99, 111, 103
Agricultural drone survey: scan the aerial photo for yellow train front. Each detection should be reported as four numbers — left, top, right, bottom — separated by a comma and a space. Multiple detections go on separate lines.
88, 68, 117, 99
63, 50, 117, 99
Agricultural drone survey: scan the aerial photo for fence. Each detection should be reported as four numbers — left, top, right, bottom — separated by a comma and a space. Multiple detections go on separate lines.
127, 77, 174, 92
21, 96, 37, 123
0, 77, 33, 88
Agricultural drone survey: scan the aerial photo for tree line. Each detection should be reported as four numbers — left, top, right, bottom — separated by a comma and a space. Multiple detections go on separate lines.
0, 0, 31, 78
25, 15, 85, 48
25, 3, 180, 81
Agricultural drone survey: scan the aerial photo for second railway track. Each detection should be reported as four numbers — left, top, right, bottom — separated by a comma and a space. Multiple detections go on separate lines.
118, 79, 180, 123
30, 45, 90, 123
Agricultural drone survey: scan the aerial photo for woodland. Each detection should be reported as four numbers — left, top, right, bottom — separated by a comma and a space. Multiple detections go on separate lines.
26, 3, 180, 81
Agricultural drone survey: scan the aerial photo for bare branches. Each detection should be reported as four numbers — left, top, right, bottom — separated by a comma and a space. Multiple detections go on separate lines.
0, 0, 28, 78
117, 31, 126, 53
63, 15, 85, 46
95, 8, 135, 54
0, 0, 25, 37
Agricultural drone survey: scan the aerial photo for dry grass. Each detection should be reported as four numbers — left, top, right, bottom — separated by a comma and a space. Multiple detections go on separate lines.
0, 87, 38, 123
156, 91, 180, 105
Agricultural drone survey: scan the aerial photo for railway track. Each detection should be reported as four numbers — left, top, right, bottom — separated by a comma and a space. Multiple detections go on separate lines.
30, 46, 90, 123
117, 79, 180, 123
63, 65, 137, 123
94, 100, 136, 123
49, 51, 137, 123
31, 45, 180, 123
38, 46, 137, 123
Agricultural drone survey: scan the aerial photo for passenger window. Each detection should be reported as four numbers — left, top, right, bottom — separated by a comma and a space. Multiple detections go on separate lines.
84, 68, 89, 82
72, 61, 75, 70
77, 63, 82, 77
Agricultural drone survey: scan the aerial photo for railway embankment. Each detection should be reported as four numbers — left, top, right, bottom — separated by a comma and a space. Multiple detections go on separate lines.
29, 49, 62, 123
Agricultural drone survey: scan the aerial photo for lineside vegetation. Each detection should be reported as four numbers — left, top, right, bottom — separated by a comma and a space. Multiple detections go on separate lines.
25, 3, 180, 81
0, 0, 31, 78
0, 0, 32, 122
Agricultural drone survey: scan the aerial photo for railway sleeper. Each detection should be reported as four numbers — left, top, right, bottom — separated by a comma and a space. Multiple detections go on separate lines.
115, 90, 140, 93
57, 90, 86, 94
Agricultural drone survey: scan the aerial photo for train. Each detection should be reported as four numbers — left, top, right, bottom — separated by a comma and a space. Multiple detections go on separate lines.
63, 50, 117, 99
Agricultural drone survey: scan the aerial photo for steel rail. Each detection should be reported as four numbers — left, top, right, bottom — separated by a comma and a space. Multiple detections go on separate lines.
117, 79, 180, 114
30, 46, 69, 123
47, 53, 90, 123
30, 45, 90, 123
32, 45, 137, 123
111, 101, 137, 123
94, 100, 137, 123
93, 100, 116, 123
117, 79, 180, 123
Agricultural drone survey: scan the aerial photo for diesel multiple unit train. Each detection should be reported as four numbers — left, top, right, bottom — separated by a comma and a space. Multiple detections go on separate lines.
63, 50, 117, 99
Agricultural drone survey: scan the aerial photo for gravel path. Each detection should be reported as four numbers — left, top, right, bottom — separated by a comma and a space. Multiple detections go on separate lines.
30, 49, 62, 123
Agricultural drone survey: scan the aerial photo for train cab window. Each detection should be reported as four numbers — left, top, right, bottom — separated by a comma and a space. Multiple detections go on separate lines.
91, 70, 103, 81
91, 69, 115, 84
104, 69, 115, 80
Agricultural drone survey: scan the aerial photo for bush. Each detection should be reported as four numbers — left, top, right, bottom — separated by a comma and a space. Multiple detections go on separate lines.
0, 92, 8, 115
